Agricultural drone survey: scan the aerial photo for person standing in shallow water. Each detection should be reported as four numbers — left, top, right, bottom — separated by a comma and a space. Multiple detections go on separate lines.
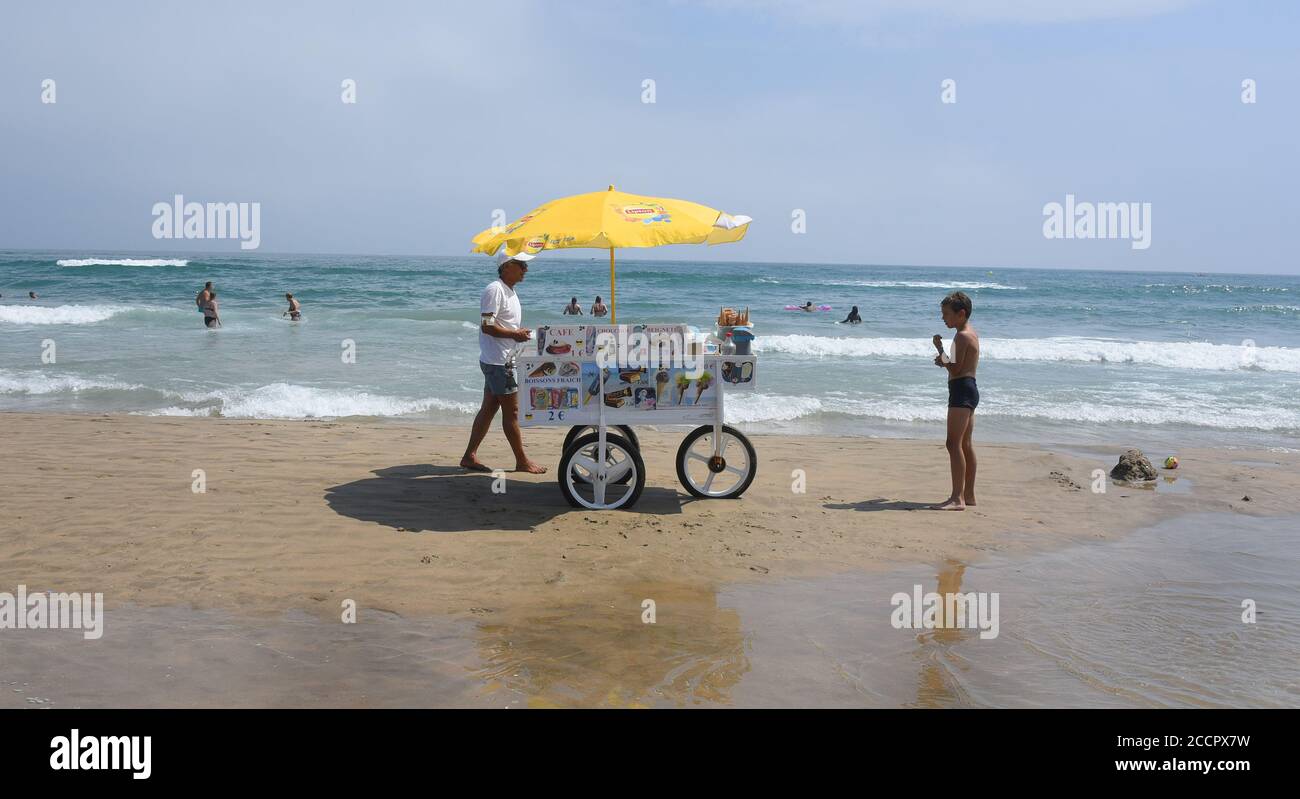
933, 291, 979, 511
202, 291, 221, 328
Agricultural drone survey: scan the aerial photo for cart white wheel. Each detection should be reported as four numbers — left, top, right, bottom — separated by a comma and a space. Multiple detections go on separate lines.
562, 425, 640, 453
675, 425, 757, 499
558, 433, 646, 510
562, 425, 638, 485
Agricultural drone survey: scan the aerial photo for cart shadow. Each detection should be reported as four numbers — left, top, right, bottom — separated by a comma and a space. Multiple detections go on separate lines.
824, 498, 935, 512
325, 463, 683, 533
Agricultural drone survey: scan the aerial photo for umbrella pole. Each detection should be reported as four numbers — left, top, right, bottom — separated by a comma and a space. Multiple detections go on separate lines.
609, 248, 617, 325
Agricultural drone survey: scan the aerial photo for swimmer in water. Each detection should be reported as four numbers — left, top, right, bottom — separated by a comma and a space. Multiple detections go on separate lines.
283, 292, 302, 321
841, 305, 862, 324
202, 291, 222, 328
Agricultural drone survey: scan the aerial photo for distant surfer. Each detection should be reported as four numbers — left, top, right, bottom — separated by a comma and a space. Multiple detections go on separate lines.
283, 293, 302, 321
29, 291, 38, 300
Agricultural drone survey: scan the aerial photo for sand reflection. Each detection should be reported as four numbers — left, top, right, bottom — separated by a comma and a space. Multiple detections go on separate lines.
472, 580, 748, 707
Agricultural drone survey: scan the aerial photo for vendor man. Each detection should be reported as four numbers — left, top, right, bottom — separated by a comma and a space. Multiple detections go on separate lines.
461, 251, 547, 474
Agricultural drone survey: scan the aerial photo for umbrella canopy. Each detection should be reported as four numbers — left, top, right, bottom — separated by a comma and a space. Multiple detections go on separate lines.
470, 185, 750, 322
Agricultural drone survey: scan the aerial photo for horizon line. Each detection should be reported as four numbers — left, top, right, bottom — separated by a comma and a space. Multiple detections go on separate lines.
0, 247, 1294, 279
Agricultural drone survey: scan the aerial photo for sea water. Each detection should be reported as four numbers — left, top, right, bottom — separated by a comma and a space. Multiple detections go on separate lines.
2, 250, 1297, 450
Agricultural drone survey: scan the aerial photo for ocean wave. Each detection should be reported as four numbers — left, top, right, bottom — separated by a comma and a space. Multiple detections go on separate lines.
0, 369, 478, 419
1143, 283, 1291, 294
754, 335, 1300, 373
727, 393, 1300, 431
755, 277, 1022, 290
837, 279, 1022, 290
365, 310, 483, 328
723, 394, 827, 423
1228, 304, 1300, 316
149, 383, 478, 419
983, 400, 1300, 431
57, 258, 188, 267
0, 370, 142, 395
5, 366, 1295, 431
0, 304, 157, 325
425, 319, 480, 332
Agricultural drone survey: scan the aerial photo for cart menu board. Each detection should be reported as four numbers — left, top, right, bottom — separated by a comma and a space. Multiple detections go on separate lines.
521, 322, 755, 426
535, 323, 698, 361
603, 365, 713, 410
520, 358, 587, 425
534, 325, 588, 358
518, 354, 757, 426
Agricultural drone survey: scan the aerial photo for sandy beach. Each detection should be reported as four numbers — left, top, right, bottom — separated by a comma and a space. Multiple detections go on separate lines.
3, 411, 1295, 623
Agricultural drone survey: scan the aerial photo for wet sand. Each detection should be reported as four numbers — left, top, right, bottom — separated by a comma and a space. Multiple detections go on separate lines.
1, 412, 1297, 707
4, 512, 1295, 708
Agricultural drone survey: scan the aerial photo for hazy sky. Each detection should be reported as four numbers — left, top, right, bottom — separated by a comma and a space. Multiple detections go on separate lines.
1, 0, 1296, 272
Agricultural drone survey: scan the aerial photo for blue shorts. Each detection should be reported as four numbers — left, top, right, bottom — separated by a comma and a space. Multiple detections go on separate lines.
948, 376, 979, 410
480, 361, 518, 396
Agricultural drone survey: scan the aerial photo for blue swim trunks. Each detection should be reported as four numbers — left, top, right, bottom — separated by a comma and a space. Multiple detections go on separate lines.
480, 361, 518, 396
948, 376, 979, 410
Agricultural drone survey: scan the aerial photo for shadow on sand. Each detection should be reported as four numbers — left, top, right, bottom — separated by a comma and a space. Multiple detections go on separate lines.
823, 498, 935, 512
325, 463, 684, 533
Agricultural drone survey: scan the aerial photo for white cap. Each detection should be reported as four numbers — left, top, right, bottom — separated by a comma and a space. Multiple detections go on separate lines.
496, 249, 537, 267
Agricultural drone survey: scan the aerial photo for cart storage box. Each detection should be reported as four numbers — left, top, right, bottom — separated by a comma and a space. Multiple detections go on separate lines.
517, 322, 758, 510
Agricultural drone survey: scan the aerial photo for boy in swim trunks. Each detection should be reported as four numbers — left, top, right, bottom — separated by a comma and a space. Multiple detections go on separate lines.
934, 291, 979, 510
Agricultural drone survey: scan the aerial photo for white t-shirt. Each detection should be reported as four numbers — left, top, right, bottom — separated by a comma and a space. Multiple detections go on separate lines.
479, 278, 522, 366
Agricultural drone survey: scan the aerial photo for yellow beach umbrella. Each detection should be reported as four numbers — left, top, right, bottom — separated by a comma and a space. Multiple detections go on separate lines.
470, 185, 751, 323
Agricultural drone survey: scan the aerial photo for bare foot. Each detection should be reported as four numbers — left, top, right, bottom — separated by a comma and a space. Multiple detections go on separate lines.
460, 457, 492, 472
515, 461, 547, 474
933, 498, 965, 511
964, 496, 977, 506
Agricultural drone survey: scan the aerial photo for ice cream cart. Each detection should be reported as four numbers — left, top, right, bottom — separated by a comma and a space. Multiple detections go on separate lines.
516, 323, 757, 510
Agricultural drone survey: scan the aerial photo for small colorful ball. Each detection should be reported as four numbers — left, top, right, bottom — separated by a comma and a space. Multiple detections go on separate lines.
1164, 456, 1179, 470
